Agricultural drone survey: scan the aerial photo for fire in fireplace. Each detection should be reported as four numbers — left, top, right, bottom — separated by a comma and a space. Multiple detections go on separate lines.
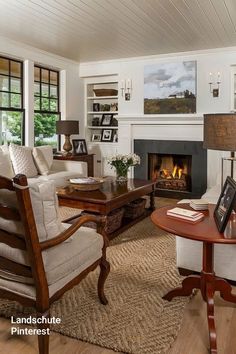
148, 153, 192, 192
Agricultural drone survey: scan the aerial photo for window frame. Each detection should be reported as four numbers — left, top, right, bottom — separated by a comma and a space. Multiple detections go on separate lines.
34, 65, 60, 114
34, 65, 61, 148
0, 55, 25, 145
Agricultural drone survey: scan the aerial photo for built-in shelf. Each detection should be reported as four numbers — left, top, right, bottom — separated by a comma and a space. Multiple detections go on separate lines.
87, 111, 119, 115
87, 96, 118, 100
85, 76, 119, 177
87, 126, 118, 129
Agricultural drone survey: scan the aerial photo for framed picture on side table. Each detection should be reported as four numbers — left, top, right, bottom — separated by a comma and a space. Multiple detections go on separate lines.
101, 129, 113, 142
72, 139, 88, 155
214, 176, 236, 232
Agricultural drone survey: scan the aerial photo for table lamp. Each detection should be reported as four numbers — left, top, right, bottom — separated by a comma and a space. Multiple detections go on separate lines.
56, 120, 79, 156
203, 113, 236, 186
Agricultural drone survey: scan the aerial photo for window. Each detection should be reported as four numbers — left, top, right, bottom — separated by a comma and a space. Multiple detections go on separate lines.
34, 65, 60, 147
0, 56, 24, 145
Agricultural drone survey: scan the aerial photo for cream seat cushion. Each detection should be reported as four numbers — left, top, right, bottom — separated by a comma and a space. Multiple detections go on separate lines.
28, 170, 79, 188
0, 225, 103, 299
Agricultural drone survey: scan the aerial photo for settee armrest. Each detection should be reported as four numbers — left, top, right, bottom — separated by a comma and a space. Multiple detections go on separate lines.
40, 214, 107, 250
51, 159, 87, 176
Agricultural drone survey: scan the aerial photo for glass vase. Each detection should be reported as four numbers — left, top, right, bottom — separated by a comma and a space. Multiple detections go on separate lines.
116, 168, 129, 182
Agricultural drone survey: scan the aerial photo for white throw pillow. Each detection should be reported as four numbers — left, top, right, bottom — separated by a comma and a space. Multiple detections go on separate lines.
33, 146, 53, 175
0, 146, 15, 178
9, 143, 38, 178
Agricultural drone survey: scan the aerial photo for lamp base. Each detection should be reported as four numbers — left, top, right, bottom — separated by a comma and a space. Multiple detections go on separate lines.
63, 134, 72, 156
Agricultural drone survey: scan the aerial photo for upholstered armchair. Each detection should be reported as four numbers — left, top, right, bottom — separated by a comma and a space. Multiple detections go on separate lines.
0, 174, 110, 354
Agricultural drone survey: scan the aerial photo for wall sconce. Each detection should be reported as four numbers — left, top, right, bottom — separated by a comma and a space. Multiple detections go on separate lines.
209, 72, 221, 97
120, 79, 132, 101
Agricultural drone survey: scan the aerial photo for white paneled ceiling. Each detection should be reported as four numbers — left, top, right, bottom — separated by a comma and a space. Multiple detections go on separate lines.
0, 0, 236, 62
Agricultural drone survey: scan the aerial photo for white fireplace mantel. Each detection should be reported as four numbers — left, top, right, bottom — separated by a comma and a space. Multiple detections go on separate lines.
117, 114, 203, 125
117, 114, 204, 155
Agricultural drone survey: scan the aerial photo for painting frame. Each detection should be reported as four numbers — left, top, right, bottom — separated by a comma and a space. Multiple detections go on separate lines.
101, 129, 113, 142
144, 60, 197, 114
214, 176, 236, 233
72, 139, 88, 155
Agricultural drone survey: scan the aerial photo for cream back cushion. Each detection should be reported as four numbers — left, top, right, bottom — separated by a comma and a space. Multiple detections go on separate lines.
33, 146, 53, 175
0, 146, 14, 178
9, 143, 38, 178
0, 180, 64, 242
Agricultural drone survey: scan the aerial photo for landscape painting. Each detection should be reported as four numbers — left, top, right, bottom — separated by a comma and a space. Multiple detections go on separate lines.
144, 61, 196, 114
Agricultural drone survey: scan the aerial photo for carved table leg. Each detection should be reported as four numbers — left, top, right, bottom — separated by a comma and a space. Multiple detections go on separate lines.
163, 275, 201, 301
206, 282, 217, 354
214, 278, 236, 303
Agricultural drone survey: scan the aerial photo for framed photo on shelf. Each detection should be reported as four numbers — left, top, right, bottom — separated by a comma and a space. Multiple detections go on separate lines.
93, 103, 100, 112
101, 114, 113, 126
214, 176, 236, 232
72, 139, 88, 155
91, 133, 101, 142
101, 129, 113, 142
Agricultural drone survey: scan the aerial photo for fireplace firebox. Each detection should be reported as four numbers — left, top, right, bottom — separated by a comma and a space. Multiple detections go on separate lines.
134, 140, 207, 198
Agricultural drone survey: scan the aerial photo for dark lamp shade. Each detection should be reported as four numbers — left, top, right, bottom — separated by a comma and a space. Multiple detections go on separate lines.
56, 120, 79, 135
203, 113, 236, 151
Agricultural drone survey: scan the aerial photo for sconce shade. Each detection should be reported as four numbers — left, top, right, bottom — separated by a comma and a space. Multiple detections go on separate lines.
56, 120, 79, 135
203, 113, 236, 151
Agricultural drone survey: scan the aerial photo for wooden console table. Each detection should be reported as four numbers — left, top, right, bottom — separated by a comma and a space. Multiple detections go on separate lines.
53, 153, 94, 177
151, 204, 236, 354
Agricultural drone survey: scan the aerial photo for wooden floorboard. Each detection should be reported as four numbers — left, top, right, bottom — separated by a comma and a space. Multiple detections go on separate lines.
1, 197, 236, 354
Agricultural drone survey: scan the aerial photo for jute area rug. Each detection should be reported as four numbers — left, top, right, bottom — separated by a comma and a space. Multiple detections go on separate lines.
0, 210, 189, 354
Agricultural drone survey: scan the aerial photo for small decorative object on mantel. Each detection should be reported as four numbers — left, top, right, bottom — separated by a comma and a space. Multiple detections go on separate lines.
107, 153, 140, 182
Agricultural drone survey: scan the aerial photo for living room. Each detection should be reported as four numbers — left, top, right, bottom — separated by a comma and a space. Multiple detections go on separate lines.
0, 1, 236, 354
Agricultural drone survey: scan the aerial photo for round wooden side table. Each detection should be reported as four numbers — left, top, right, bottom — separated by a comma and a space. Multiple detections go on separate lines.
151, 204, 236, 354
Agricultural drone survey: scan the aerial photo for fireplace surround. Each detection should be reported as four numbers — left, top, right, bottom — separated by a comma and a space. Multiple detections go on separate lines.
134, 139, 207, 198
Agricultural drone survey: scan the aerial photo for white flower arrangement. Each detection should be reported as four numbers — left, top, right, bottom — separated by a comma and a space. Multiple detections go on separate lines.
107, 153, 140, 178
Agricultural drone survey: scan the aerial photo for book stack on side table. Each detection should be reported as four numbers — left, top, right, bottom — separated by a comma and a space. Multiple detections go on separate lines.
167, 207, 204, 224
190, 199, 208, 210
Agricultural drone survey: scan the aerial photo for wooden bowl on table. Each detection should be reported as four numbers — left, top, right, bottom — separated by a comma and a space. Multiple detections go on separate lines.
69, 177, 104, 191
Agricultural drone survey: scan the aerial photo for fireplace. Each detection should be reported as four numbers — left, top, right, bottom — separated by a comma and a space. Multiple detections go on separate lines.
149, 153, 192, 192
134, 140, 207, 198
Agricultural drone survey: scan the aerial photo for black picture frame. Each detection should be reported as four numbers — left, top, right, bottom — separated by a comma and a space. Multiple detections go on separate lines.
101, 114, 113, 126
214, 176, 236, 232
101, 129, 113, 142
72, 139, 88, 155
91, 133, 101, 142
93, 103, 100, 112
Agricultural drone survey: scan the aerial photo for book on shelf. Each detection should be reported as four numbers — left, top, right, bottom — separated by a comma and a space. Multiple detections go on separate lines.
167, 207, 204, 224
189, 199, 208, 210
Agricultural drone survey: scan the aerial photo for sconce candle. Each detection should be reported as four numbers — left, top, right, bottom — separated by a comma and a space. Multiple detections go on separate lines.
208, 71, 221, 97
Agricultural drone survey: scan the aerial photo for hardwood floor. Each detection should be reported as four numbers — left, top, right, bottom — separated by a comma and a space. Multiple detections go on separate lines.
1, 197, 236, 354
0, 290, 236, 354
